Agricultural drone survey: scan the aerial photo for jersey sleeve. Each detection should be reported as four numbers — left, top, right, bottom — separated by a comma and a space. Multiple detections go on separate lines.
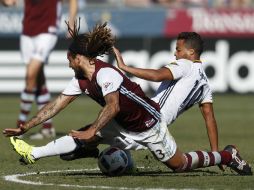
62, 77, 82, 95
96, 68, 124, 96
164, 59, 191, 80
200, 85, 213, 104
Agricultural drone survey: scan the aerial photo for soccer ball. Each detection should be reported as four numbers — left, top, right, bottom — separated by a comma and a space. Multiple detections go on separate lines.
98, 146, 128, 176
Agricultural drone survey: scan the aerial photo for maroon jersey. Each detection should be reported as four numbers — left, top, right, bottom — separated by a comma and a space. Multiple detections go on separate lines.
77, 60, 161, 132
23, 0, 61, 36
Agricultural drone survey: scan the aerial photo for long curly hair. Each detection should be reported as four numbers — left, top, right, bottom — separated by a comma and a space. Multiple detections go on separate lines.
66, 18, 115, 58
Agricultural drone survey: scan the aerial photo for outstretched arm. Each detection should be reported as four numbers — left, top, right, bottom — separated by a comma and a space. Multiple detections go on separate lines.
66, 0, 78, 38
1, 0, 16, 6
200, 102, 225, 171
199, 103, 219, 152
3, 94, 78, 137
113, 46, 174, 82
70, 91, 120, 142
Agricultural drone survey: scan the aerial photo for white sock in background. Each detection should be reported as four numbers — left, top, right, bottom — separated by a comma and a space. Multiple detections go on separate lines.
18, 89, 36, 123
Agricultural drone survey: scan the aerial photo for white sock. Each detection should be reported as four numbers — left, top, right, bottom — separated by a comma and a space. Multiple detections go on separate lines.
31, 136, 78, 159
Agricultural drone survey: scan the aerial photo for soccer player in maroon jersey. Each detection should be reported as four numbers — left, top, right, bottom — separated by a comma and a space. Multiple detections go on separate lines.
2, 0, 77, 139
3, 20, 252, 175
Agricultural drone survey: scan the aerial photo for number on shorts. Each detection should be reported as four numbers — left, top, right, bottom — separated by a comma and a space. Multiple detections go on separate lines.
152, 149, 165, 160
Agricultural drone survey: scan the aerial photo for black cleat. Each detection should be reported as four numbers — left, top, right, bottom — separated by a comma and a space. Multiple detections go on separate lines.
60, 147, 99, 161
224, 145, 252, 176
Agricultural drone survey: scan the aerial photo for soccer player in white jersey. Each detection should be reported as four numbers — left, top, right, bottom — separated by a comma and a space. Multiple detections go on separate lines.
3, 22, 252, 175
115, 32, 216, 151
114, 32, 252, 175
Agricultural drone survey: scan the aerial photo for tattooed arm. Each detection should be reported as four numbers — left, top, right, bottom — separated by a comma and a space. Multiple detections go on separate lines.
70, 91, 120, 142
3, 94, 78, 137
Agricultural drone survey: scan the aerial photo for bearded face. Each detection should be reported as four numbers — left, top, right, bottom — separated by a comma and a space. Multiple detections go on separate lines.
74, 68, 85, 79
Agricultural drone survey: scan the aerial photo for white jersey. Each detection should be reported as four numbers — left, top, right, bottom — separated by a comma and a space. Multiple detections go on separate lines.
152, 59, 213, 126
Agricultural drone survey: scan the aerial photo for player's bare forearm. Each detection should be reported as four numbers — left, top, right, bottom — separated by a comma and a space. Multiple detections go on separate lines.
22, 94, 77, 131
93, 105, 118, 132
3, 94, 77, 137
200, 103, 219, 151
207, 120, 219, 151
70, 92, 120, 142
68, 0, 77, 27
70, 106, 118, 141
1, 0, 16, 6
92, 92, 120, 133
113, 47, 172, 81
114, 47, 150, 79
65, 0, 77, 38
200, 103, 224, 171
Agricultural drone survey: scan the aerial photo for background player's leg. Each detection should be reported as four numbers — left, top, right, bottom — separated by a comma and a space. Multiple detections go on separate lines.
30, 67, 55, 139
17, 59, 42, 128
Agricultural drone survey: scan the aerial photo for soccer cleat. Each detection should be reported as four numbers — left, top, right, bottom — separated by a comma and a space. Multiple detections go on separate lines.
29, 128, 56, 140
60, 147, 99, 161
224, 145, 252, 175
10, 137, 35, 164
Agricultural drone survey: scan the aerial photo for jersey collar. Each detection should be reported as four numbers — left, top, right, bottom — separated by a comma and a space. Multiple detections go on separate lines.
193, 60, 202, 63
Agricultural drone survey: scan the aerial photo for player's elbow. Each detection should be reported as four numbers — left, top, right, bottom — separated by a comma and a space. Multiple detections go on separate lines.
148, 71, 170, 82
112, 103, 120, 116
115, 104, 120, 114
151, 76, 161, 82
200, 103, 214, 116
147, 68, 173, 82
148, 74, 163, 82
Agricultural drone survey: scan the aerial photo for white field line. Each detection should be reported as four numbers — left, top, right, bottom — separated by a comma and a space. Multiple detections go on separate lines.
3, 168, 191, 190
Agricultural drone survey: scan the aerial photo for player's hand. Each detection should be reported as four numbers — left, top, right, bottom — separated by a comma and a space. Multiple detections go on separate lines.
69, 128, 97, 142
113, 46, 126, 70
3, 127, 25, 137
1, 0, 16, 6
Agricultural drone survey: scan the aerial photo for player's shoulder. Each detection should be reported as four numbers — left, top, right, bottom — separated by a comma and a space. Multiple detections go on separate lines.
175, 59, 193, 65
168, 59, 192, 70
96, 66, 123, 83
97, 67, 118, 76
167, 59, 192, 67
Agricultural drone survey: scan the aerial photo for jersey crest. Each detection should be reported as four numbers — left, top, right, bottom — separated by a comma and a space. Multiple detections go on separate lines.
103, 82, 113, 92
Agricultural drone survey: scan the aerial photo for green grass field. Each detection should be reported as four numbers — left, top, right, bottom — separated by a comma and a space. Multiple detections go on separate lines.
0, 94, 253, 189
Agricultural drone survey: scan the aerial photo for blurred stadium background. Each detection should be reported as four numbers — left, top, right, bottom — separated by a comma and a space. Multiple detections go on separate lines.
0, 0, 254, 94
0, 1, 254, 189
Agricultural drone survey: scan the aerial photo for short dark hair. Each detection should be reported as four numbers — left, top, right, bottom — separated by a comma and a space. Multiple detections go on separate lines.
177, 32, 204, 56
66, 18, 115, 58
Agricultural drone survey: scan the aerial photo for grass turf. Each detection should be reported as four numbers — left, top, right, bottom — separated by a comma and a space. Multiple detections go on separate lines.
0, 94, 253, 189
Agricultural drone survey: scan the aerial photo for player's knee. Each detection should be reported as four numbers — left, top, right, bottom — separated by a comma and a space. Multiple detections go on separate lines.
26, 73, 38, 89
164, 150, 186, 172
164, 159, 185, 172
